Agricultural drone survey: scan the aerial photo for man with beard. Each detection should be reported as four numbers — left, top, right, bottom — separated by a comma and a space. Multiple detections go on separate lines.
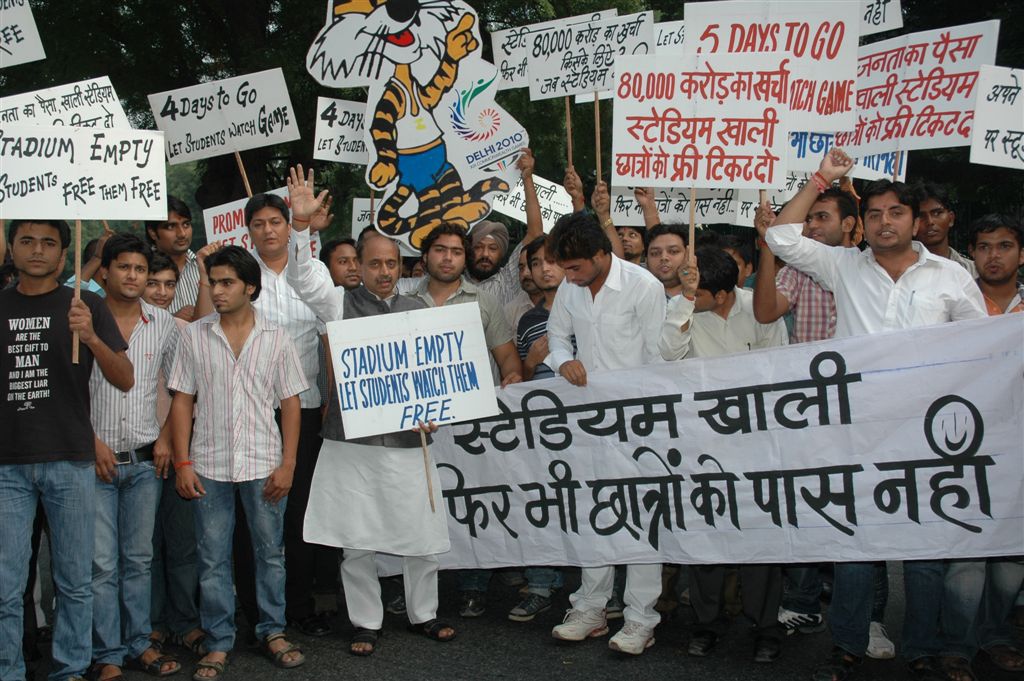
646, 224, 691, 299
916, 183, 977, 277
145, 196, 199, 320
285, 199, 455, 656
970, 215, 1024, 315
617, 224, 646, 265
505, 244, 542, 333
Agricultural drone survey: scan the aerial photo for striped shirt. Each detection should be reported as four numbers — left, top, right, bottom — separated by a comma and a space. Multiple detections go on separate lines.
253, 250, 328, 409
168, 250, 200, 315
775, 265, 837, 343
167, 312, 308, 482
90, 301, 179, 452
517, 302, 555, 380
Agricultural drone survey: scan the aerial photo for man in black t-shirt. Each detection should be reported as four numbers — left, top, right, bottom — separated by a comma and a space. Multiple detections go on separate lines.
0, 219, 132, 681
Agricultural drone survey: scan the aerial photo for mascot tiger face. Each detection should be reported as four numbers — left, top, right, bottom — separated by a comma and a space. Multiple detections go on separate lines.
308, 0, 510, 249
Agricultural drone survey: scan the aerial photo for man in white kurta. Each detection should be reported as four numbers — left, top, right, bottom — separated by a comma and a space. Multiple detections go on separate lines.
285, 173, 452, 654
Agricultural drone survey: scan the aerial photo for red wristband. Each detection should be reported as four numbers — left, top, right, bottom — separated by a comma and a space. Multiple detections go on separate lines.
173, 460, 193, 471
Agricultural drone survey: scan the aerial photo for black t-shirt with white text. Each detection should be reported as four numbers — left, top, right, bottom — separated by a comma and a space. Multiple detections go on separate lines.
1, 285, 127, 464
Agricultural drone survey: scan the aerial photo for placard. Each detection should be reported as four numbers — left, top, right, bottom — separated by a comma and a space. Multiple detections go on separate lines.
528, 12, 654, 102
491, 10, 617, 90
351, 197, 373, 234
835, 20, 1000, 155
612, 53, 789, 189
0, 0, 45, 68
969, 65, 1024, 171
731, 173, 808, 227
313, 96, 368, 165
610, 187, 737, 227
861, 0, 902, 37
0, 125, 166, 220
201, 186, 320, 258
0, 77, 130, 129
489, 173, 574, 233
148, 68, 301, 164
430, 314, 1024, 567
327, 303, 499, 439
572, 20, 685, 104
789, 132, 906, 180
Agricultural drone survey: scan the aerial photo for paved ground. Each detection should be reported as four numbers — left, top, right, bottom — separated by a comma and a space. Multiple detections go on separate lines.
30, 563, 1022, 681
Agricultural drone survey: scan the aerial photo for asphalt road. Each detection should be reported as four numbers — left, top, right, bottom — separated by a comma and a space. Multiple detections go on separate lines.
30, 563, 1022, 681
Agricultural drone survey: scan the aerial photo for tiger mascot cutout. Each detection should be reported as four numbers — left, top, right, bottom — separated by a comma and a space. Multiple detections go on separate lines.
307, 0, 525, 250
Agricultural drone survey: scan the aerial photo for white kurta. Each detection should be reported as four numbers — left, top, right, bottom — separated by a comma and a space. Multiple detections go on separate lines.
304, 440, 450, 556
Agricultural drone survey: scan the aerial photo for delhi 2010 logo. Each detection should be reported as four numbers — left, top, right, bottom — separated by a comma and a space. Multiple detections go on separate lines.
450, 76, 501, 142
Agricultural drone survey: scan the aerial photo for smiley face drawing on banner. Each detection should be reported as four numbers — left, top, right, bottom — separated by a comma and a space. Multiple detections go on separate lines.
307, 0, 529, 251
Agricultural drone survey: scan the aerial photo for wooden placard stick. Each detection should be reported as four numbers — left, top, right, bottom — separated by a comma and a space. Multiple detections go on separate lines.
892, 150, 903, 182
565, 96, 574, 167
369, 189, 377, 224
594, 91, 602, 181
759, 189, 768, 206
419, 429, 436, 513
234, 151, 254, 198
72, 219, 82, 364
688, 187, 697, 266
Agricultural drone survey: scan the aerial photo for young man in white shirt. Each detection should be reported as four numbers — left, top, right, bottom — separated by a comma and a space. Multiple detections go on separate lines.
169, 246, 308, 679
545, 212, 667, 655
764, 148, 986, 681
659, 246, 788, 664
88, 234, 181, 681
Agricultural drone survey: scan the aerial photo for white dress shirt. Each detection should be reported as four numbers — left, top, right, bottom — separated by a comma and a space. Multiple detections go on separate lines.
660, 288, 788, 360
547, 254, 666, 372
765, 222, 986, 337
254, 245, 328, 409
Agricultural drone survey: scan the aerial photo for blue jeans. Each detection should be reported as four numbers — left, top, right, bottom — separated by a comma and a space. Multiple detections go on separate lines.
0, 461, 95, 681
92, 462, 161, 664
901, 560, 944, 661
457, 569, 491, 593
977, 560, 1024, 650
524, 567, 563, 597
194, 475, 287, 652
783, 565, 823, 615
151, 471, 199, 636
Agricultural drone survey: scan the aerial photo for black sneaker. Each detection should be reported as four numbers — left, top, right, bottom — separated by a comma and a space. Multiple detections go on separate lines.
508, 593, 552, 622
386, 592, 407, 615
459, 591, 486, 618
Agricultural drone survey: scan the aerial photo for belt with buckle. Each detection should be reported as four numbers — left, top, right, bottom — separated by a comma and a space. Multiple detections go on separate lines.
113, 443, 155, 465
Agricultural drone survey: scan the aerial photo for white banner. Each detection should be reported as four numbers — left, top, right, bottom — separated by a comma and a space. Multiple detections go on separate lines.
0, 0, 45, 68
612, 53, 789, 189
489, 173, 574, 233
0, 77, 130, 129
427, 315, 1024, 567
836, 20, 1000, 155
969, 65, 1024, 171
684, 0, 861, 132
528, 12, 654, 102
861, 0, 903, 37
148, 68, 301, 164
610, 187, 737, 227
313, 96, 368, 165
788, 131, 906, 181
350, 197, 376, 236
0, 125, 166, 220
328, 303, 499, 439
491, 10, 617, 91
200, 186, 320, 259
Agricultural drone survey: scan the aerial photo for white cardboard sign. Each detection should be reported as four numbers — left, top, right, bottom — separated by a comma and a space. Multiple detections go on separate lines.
0, 0, 45, 68
148, 68, 301, 164
201, 186, 320, 258
328, 302, 499, 438
0, 125, 166, 220
489, 173, 575, 233
969, 65, 1024, 171
313, 97, 369, 165
0, 77, 130, 129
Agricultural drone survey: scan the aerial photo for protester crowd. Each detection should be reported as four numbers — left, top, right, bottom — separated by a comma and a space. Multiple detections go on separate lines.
1, 146, 1022, 681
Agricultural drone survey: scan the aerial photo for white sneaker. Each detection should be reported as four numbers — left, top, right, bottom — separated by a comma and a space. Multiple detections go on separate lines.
551, 608, 608, 641
778, 606, 826, 635
608, 621, 655, 655
866, 621, 896, 659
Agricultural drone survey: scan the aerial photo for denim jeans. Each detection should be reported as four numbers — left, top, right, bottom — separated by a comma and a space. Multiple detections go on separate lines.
456, 569, 492, 593
0, 461, 95, 681
901, 560, 944, 661
783, 565, 823, 615
194, 475, 287, 652
92, 462, 161, 664
150, 471, 200, 637
977, 560, 1024, 650
524, 567, 564, 597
